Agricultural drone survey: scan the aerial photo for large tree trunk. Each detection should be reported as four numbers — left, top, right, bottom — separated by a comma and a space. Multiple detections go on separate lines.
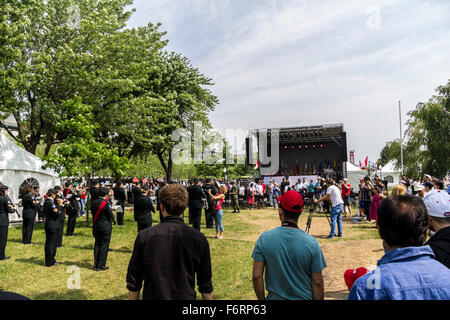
156, 151, 173, 182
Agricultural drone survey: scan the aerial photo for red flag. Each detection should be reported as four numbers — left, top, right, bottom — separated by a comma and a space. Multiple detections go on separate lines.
365, 156, 368, 167
253, 160, 259, 170
359, 160, 362, 168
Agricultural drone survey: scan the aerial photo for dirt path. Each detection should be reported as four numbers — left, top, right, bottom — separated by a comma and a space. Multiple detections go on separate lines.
228, 209, 384, 300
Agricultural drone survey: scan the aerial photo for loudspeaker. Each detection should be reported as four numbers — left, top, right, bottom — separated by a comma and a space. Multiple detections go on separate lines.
341, 132, 348, 161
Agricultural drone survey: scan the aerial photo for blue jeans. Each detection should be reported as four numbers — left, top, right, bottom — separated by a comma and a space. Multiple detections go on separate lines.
270, 196, 277, 209
215, 209, 224, 232
80, 198, 86, 215
330, 203, 343, 237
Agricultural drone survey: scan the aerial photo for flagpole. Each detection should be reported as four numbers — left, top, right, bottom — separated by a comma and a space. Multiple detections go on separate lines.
399, 101, 404, 176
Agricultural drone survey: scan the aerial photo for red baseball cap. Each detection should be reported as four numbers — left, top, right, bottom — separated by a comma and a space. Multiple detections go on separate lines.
344, 267, 369, 291
277, 190, 304, 213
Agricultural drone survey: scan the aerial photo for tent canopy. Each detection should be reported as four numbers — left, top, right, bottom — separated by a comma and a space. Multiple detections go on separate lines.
0, 130, 60, 220
345, 161, 366, 192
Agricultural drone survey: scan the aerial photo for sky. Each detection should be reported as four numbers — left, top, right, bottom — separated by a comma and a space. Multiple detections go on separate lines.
126, 0, 450, 164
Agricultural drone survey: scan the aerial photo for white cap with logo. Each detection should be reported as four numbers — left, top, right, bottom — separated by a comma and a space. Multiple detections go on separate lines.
423, 190, 450, 218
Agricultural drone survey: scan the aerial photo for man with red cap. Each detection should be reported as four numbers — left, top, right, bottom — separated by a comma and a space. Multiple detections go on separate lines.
252, 190, 327, 300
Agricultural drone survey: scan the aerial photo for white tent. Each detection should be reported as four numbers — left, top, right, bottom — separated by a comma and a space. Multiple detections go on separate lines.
0, 130, 60, 221
380, 160, 401, 187
346, 161, 366, 192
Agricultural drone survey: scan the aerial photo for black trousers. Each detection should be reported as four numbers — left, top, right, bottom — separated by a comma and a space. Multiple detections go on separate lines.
117, 203, 125, 225
58, 219, 65, 246
363, 201, 372, 221
93, 230, 111, 269
66, 215, 77, 235
45, 228, 58, 266
205, 206, 215, 228
22, 217, 35, 244
137, 222, 152, 233
0, 226, 8, 259
190, 207, 202, 232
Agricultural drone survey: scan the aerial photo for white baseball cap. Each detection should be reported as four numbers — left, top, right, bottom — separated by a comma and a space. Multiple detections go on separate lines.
415, 184, 424, 191
423, 190, 450, 218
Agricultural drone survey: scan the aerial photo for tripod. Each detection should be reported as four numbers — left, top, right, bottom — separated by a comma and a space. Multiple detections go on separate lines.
305, 192, 331, 234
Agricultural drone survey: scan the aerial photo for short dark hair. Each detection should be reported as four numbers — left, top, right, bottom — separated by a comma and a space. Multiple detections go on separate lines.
280, 204, 301, 221
65, 181, 72, 188
159, 184, 188, 216
193, 178, 199, 184
377, 195, 429, 247
430, 216, 450, 226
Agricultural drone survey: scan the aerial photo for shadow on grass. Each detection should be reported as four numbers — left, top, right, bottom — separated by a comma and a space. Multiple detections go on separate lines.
110, 246, 132, 254
106, 293, 129, 300
16, 257, 44, 266
8, 238, 44, 245
32, 290, 89, 300
325, 289, 349, 300
61, 259, 94, 270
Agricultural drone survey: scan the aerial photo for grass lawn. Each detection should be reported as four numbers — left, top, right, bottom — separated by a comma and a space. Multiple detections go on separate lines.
0, 204, 382, 300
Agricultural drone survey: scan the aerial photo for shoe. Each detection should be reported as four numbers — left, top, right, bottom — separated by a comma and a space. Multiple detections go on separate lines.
58, 244, 65, 247
98, 266, 109, 271
219, 236, 223, 240
232, 211, 236, 213
337, 234, 343, 238
0, 256, 10, 261
326, 235, 335, 239
108, 248, 113, 252
54, 262, 62, 265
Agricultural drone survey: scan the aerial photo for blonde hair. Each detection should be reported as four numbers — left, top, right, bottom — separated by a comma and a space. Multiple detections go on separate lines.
391, 184, 407, 197
219, 185, 227, 194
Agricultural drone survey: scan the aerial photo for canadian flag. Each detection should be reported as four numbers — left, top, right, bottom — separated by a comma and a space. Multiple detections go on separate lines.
253, 160, 260, 170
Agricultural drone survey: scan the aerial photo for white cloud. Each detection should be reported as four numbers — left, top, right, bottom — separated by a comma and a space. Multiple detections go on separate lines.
128, 0, 450, 163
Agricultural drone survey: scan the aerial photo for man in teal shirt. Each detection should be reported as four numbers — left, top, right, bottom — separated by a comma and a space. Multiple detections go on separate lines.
252, 190, 327, 300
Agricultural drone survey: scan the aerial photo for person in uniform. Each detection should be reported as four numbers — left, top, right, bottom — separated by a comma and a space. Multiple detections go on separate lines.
133, 185, 155, 233
91, 187, 115, 271
203, 179, 217, 229
43, 189, 61, 267
64, 182, 79, 236
229, 181, 240, 213
0, 186, 16, 261
113, 181, 126, 226
156, 181, 166, 223
20, 184, 39, 244
187, 178, 206, 232
56, 193, 66, 248
32, 186, 44, 222
89, 180, 100, 202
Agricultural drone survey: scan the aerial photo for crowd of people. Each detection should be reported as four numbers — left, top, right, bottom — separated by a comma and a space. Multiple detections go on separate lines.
0, 172, 449, 300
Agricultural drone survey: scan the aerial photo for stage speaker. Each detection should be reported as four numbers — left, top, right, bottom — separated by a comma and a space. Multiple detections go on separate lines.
341, 132, 348, 161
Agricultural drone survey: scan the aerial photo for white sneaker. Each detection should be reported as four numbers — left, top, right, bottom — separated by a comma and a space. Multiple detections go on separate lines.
219, 236, 223, 240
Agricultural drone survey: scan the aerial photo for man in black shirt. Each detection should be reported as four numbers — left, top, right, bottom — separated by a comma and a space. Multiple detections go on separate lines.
43, 189, 61, 267
187, 178, 206, 232
64, 182, 79, 236
203, 179, 217, 229
113, 181, 126, 226
92, 188, 115, 271
0, 186, 16, 260
155, 181, 166, 223
133, 185, 155, 233
424, 190, 450, 268
126, 184, 213, 300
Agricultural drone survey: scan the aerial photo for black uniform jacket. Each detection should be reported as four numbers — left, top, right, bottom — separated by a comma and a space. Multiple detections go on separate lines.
0, 195, 15, 227
43, 198, 60, 230
113, 187, 126, 204
427, 226, 450, 269
187, 185, 205, 209
202, 184, 217, 207
133, 194, 155, 224
20, 193, 38, 219
63, 189, 79, 216
91, 198, 115, 233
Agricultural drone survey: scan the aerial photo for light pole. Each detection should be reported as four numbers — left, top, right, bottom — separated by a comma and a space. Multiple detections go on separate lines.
399, 101, 404, 176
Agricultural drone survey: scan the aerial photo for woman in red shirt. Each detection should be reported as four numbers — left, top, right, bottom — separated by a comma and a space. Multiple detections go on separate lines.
208, 186, 226, 240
